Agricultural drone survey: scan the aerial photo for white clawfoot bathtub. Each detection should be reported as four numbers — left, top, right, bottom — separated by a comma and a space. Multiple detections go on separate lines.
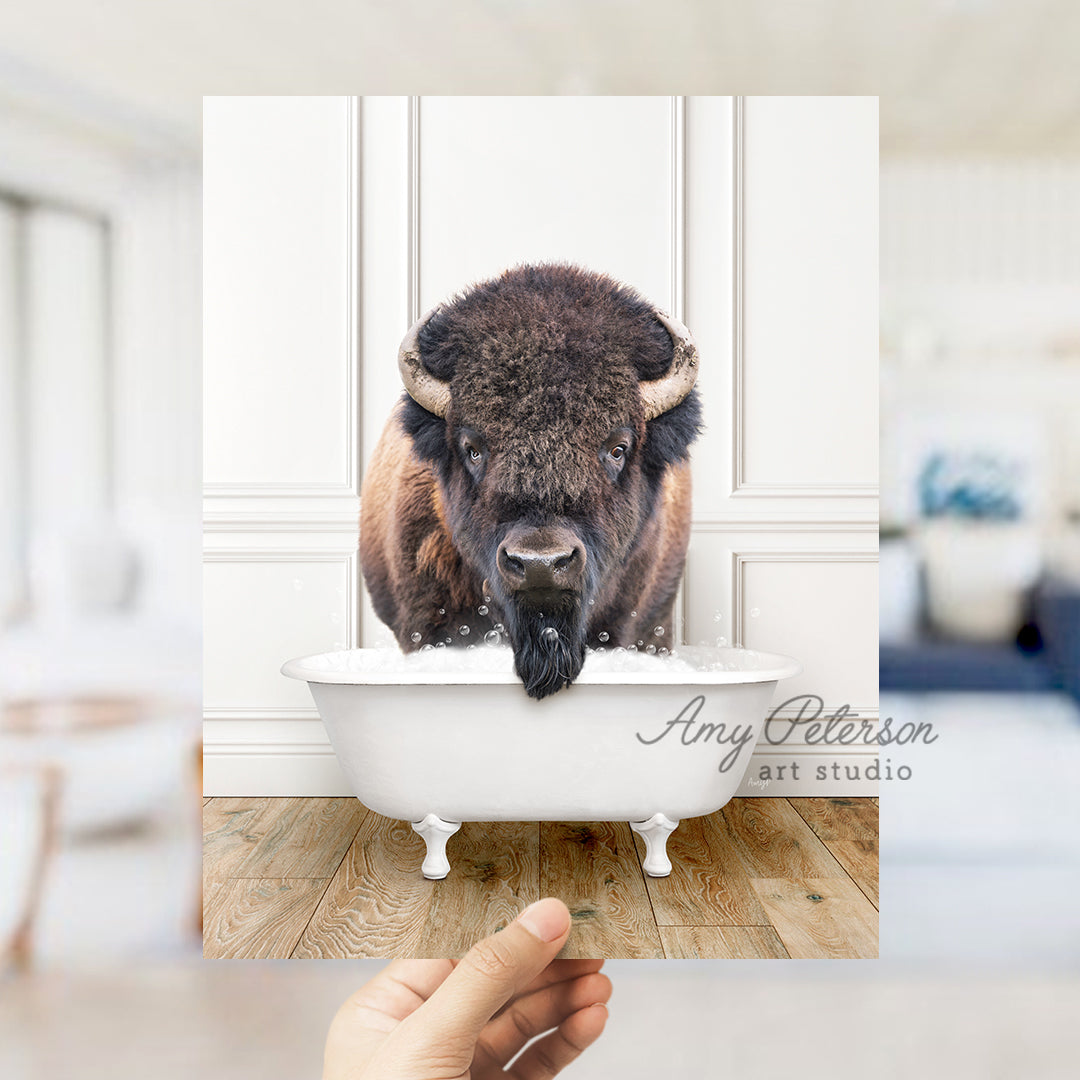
282, 646, 800, 879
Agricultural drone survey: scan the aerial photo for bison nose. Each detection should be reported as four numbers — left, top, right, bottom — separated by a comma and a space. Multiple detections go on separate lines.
498, 529, 585, 592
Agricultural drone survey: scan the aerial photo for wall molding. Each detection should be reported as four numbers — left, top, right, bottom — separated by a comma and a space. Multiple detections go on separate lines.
203, 743, 352, 797
729, 482, 881, 499
203, 547, 358, 716
729, 95, 879, 502
731, 548, 878, 719
205, 740, 332, 755
670, 94, 688, 643
669, 95, 686, 322
202, 741, 876, 798
203, 549, 359, 718
765, 705, 879, 720
202, 97, 360, 498
204, 708, 321, 721
346, 94, 361, 496
203, 508, 359, 534
691, 514, 879, 532
203, 547, 357, 563
730, 94, 746, 499
408, 95, 421, 323
203, 482, 356, 497
731, 548, 878, 646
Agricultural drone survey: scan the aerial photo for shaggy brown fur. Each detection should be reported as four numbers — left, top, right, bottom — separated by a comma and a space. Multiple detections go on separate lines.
360, 264, 701, 698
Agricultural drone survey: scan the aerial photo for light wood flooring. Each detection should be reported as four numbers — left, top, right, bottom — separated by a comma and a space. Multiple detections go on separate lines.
202, 796, 878, 960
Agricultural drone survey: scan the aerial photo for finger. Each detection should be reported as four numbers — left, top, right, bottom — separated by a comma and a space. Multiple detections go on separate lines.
376, 959, 457, 1007
398, 898, 572, 1054
342, 959, 455, 1030
324, 958, 456, 1080
477, 971, 612, 1064
508, 1003, 609, 1080
490, 958, 605, 1018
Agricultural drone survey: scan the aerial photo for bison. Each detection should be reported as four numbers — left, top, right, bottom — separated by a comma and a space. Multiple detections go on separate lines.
360, 264, 701, 699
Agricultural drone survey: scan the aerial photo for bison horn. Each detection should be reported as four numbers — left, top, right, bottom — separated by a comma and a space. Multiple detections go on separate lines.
640, 309, 699, 421
398, 306, 452, 418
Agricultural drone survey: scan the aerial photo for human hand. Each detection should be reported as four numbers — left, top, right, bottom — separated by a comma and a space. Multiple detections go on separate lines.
323, 898, 610, 1079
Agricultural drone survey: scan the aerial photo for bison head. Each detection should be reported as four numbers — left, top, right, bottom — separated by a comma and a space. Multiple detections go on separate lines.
398, 265, 700, 698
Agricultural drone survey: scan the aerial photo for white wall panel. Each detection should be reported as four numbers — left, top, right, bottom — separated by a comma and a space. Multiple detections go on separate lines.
739, 554, 878, 712
203, 96, 353, 489
684, 97, 735, 516
359, 96, 411, 474
418, 96, 675, 311
738, 96, 878, 495
204, 96, 362, 796
683, 526, 879, 716
203, 554, 354, 715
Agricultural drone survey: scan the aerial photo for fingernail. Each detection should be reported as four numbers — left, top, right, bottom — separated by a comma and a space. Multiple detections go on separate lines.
517, 898, 570, 942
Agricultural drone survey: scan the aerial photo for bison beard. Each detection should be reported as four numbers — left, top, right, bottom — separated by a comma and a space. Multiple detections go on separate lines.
504, 600, 588, 700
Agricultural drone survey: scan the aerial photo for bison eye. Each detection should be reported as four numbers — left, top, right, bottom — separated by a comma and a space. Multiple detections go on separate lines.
601, 428, 634, 481
458, 428, 487, 477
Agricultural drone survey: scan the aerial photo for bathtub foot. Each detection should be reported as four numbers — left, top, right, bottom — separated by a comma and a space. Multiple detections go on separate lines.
630, 813, 680, 877
412, 813, 461, 879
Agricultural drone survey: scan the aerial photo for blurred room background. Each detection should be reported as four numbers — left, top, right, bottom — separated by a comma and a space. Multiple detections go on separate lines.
879, 150, 1080, 965
0, 56, 202, 971
2, 1, 1079, 1077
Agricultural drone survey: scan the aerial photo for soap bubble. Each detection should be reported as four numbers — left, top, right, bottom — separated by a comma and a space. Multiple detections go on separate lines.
630, 610, 638, 618
494, 623, 505, 633
598, 631, 610, 643
438, 607, 446, 616
410, 631, 422, 643
717, 636, 728, 646
646, 644, 657, 654
713, 612, 723, 622
653, 626, 664, 637
750, 607, 760, 618
478, 605, 489, 616
436, 641, 446, 648
445, 637, 452, 644
420, 643, 434, 652
484, 630, 501, 646
459, 625, 470, 636
466, 644, 476, 650
636, 640, 644, 648
540, 626, 559, 645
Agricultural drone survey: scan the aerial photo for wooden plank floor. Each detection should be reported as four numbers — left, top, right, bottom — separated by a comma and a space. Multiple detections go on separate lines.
203, 797, 877, 960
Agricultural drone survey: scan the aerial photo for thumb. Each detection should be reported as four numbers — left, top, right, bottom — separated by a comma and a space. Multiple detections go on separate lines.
400, 898, 572, 1055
